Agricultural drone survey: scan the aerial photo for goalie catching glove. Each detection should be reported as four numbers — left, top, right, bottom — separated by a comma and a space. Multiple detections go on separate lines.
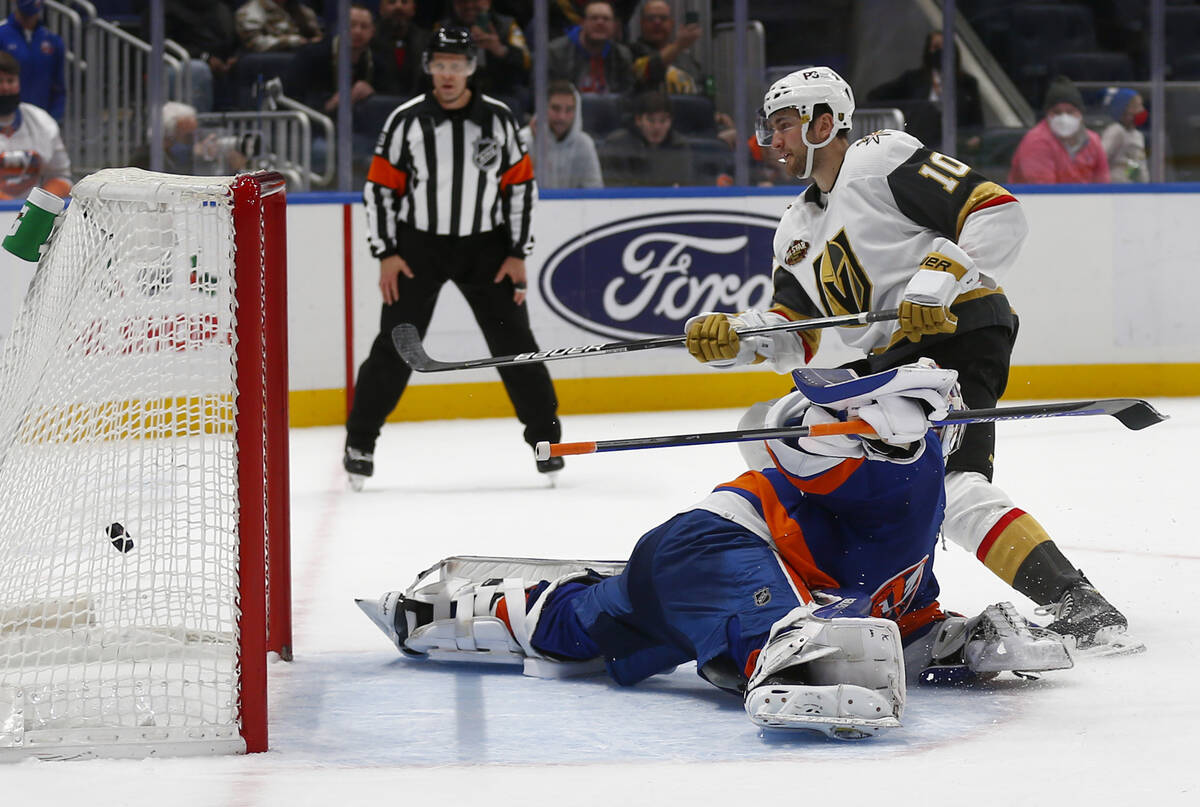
898, 238, 982, 341
684, 309, 808, 369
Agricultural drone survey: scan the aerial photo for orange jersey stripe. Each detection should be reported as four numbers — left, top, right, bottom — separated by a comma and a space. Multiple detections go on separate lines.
766, 445, 864, 496
500, 153, 534, 190
720, 472, 839, 595
367, 156, 408, 193
894, 600, 947, 638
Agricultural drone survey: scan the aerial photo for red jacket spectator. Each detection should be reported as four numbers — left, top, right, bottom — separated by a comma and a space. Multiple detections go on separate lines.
1008, 118, 1108, 184
1008, 75, 1108, 184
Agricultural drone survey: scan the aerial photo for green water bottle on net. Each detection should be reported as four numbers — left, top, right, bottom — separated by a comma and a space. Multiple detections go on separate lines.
3, 187, 66, 263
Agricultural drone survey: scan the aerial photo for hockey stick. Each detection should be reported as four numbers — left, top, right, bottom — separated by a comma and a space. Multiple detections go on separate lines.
534, 398, 1168, 459
391, 309, 900, 372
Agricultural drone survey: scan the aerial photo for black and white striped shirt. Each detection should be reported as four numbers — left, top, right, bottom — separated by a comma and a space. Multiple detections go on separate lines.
364, 92, 537, 259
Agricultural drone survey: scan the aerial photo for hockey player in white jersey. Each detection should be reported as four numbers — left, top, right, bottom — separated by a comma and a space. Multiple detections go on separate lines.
684, 67, 1136, 654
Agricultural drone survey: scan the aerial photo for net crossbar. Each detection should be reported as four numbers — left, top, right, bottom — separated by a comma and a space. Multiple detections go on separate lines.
0, 168, 290, 760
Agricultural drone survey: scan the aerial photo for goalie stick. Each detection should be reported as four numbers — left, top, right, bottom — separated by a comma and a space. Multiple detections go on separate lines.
534, 398, 1168, 459
391, 309, 901, 372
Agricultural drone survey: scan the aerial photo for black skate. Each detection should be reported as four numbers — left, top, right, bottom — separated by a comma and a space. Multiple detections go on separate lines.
1038, 582, 1144, 656
343, 447, 374, 491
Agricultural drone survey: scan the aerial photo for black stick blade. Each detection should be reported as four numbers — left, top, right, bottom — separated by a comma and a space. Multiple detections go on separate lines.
939, 398, 1169, 431
391, 324, 440, 371
1096, 398, 1169, 430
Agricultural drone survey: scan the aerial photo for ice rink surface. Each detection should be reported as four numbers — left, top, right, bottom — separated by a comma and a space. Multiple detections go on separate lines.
7, 398, 1199, 805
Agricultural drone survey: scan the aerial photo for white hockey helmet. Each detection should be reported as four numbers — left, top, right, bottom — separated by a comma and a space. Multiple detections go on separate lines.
756, 67, 855, 178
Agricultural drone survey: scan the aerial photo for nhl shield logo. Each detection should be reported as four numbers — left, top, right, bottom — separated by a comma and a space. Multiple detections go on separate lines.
753, 586, 772, 607
473, 136, 501, 170
784, 238, 809, 265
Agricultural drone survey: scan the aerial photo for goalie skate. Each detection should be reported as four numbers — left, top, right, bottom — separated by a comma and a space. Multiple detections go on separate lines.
744, 607, 904, 739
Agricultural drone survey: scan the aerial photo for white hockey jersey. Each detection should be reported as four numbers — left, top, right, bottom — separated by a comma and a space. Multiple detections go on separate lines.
769, 130, 1028, 359
0, 102, 71, 201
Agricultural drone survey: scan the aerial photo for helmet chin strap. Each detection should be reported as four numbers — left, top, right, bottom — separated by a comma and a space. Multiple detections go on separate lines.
795, 121, 839, 180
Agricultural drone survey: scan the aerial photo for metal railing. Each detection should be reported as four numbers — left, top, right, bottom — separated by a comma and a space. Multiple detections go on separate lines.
252, 77, 336, 189
80, 15, 189, 173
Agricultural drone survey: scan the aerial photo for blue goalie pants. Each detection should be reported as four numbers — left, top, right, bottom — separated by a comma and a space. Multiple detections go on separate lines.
530, 510, 809, 687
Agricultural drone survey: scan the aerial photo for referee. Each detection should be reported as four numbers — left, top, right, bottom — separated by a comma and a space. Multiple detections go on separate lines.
345, 26, 562, 488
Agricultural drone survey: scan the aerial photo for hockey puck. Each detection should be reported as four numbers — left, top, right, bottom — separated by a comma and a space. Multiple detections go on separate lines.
105, 522, 134, 553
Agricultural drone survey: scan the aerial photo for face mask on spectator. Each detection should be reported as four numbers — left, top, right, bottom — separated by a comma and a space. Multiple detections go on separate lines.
0, 93, 20, 115
1134, 109, 1149, 127
1048, 112, 1081, 139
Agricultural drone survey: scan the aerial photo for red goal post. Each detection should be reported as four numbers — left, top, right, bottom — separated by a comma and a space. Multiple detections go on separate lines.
0, 169, 291, 759
233, 172, 293, 754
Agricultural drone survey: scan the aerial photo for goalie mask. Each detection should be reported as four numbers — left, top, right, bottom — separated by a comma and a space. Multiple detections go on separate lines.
755, 67, 855, 179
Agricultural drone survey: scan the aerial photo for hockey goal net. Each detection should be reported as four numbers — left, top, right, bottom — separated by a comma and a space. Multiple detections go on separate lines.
0, 169, 291, 759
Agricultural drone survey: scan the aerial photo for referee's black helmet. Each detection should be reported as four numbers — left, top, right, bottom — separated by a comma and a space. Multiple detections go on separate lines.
423, 26, 477, 73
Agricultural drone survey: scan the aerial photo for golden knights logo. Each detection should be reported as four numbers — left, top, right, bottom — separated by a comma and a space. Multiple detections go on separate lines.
473, 136, 501, 170
784, 238, 809, 265
812, 228, 872, 317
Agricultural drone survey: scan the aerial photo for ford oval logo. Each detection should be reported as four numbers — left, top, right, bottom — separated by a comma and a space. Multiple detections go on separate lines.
538, 211, 778, 339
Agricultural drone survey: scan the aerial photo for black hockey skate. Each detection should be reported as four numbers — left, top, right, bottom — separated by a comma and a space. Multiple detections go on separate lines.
1038, 581, 1144, 656
343, 447, 374, 491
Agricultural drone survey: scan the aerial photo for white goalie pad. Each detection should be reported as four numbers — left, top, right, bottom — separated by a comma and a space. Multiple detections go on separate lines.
744, 607, 905, 739
910, 602, 1073, 683
357, 555, 626, 679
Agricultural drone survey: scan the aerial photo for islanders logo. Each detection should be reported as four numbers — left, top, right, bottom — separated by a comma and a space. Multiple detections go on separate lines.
538, 211, 777, 339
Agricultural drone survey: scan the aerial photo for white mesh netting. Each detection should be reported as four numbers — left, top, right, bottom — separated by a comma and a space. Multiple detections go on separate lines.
0, 170, 251, 755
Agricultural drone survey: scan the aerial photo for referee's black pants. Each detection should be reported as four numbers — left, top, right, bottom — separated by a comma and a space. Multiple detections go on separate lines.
346, 228, 560, 454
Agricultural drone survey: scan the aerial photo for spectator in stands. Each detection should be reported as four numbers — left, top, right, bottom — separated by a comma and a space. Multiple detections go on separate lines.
130, 101, 249, 176
291, 3, 377, 113
630, 0, 703, 95
371, 0, 430, 97
547, 1, 636, 96
599, 90, 696, 186
0, 0, 65, 121
236, 0, 323, 53
866, 30, 982, 150
1009, 75, 1108, 184
548, 0, 638, 39
436, 0, 531, 112
0, 51, 69, 200
1100, 87, 1148, 183
520, 80, 603, 189
158, 0, 241, 112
